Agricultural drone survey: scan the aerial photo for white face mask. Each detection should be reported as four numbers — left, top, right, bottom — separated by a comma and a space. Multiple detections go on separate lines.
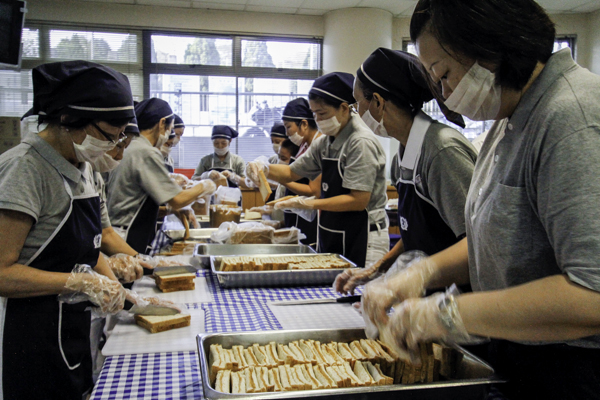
317, 115, 342, 137
72, 133, 116, 164
214, 145, 229, 156
277, 159, 289, 165
272, 143, 281, 154
173, 136, 181, 146
444, 61, 502, 121
288, 132, 303, 146
156, 130, 170, 149
91, 152, 120, 173
361, 108, 389, 138
160, 144, 172, 158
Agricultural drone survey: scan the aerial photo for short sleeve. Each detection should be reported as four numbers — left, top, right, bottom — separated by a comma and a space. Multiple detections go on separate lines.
192, 157, 208, 180
0, 155, 44, 222
425, 146, 475, 237
138, 150, 182, 204
342, 138, 385, 192
290, 138, 323, 181
234, 155, 246, 177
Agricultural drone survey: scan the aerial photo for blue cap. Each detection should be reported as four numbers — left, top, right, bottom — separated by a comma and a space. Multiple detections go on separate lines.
173, 114, 185, 128
270, 123, 287, 138
30, 60, 134, 122
282, 98, 314, 121
212, 125, 238, 140
124, 115, 140, 135
310, 72, 355, 104
135, 98, 173, 130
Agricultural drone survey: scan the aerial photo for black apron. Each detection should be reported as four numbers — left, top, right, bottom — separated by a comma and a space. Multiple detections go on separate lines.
396, 118, 460, 256
317, 142, 369, 268
164, 163, 174, 173
2, 178, 101, 400
125, 195, 159, 255
210, 154, 237, 188
283, 158, 318, 246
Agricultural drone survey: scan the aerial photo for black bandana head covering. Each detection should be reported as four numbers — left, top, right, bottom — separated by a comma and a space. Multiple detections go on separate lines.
357, 48, 464, 128
212, 125, 238, 140
282, 98, 314, 121
124, 115, 140, 135
134, 98, 173, 130
173, 114, 185, 128
270, 123, 287, 138
31, 60, 134, 122
309, 72, 355, 104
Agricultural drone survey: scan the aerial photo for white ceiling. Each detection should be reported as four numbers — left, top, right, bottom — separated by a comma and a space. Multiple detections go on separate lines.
79, 0, 600, 16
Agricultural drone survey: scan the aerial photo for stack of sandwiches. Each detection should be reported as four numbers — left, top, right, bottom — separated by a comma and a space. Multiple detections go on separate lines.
154, 272, 196, 292
209, 338, 461, 394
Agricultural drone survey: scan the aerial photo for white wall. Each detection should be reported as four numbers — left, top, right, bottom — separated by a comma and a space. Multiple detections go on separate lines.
589, 10, 600, 75
26, 0, 324, 38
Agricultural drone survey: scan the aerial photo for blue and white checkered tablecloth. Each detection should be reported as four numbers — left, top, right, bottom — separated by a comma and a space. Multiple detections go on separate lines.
91, 269, 357, 400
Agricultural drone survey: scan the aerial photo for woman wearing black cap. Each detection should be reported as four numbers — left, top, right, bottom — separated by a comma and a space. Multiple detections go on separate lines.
268, 123, 288, 164
362, 1, 600, 398
247, 72, 390, 269
0, 61, 134, 399
107, 98, 216, 255
335, 48, 477, 294
161, 131, 178, 172
192, 125, 246, 187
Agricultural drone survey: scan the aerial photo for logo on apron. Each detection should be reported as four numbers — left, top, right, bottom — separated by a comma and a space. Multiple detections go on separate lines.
93, 234, 102, 249
322, 182, 329, 192
400, 216, 409, 231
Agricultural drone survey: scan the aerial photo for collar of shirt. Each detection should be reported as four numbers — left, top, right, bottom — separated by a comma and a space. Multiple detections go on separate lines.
400, 110, 432, 170
212, 152, 231, 164
328, 112, 360, 153
137, 135, 153, 147
22, 133, 83, 183
508, 48, 576, 132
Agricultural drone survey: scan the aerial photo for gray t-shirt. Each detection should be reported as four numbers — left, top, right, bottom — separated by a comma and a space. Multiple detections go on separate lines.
93, 171, 111, 229
192, 152, 245, 180
290, 113, 388, 225
392, 112, 477, 237
465, 48, 600, 348
0, 133, 97, 265
107, 136, 182, 227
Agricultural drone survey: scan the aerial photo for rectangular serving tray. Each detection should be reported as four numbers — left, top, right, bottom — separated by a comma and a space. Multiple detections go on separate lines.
197, 328, 504, 400
210, 253, 355, 288
194, 244, 316, 267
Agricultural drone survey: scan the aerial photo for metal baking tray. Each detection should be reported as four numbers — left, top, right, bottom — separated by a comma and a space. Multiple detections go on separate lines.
164, 229, 218, 241
210, 253, 356, 288
197, 328, 503, 400
195, 244, 316, 267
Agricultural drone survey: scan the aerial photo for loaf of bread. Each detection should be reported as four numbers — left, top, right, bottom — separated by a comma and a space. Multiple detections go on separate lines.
134, 313, 191, 334
210, 339, 457, 393
220, 255, 351, 272
210, 205, 242, 228
229, 226, 274, 244
271, 228, 299, 244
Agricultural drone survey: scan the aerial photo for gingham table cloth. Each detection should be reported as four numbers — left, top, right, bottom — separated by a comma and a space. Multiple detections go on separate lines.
91, 269, 360, 399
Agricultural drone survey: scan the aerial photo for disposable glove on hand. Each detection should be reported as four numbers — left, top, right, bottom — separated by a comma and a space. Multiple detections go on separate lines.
105, 254, 144, 283
191, 179, 217, 198
244, 160, 269, 188
249, 205, 274, 215
334, 260, 382, 295
273, 196, 315, 211
380, 285, 474, 366
61, 264, 127, 315
221, 170, 244, 186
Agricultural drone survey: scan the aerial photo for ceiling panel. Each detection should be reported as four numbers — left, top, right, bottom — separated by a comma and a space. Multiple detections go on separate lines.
296, 8, 327, 15
248, 0, 304, 7
356, 0, 415, 16
245, 5, 300, 13
571, 1, 600, 12
298, 0, 361, 11
191, 1, 246, 10
137, 0, 192, 7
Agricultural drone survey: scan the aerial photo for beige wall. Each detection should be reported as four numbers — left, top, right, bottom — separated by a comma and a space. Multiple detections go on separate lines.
26, 0, 324, 38
589, 10, 600, 74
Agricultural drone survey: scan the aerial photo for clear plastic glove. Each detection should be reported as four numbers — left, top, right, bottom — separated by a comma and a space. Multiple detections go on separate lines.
174, 207, 200, 229
124, 289, 183, 314
190, 179, 217, 199
334, 260, 382, 295
60, 264, 128, 315
201, 170, 228, 187
362, 252, 437, 334
105, 254, 144, 283
380, 285, 477, 365
221, 170, 244, 186
135, 254, 181, 268
249, 205, 274, 216
245, 159, 269, 188
273, 196, 315, 211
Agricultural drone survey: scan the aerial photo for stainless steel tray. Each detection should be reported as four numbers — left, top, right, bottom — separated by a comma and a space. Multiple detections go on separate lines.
197, 328, 503, 400
195, 244, 316, 267
210, 253, 355, 288
164, 228, 218, 241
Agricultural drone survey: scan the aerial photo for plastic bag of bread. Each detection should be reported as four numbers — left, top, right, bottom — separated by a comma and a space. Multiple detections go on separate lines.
272, 227, 306, 244
192, 197, 210, 216
169, 173, 191, 188
229, 222, 274, 244
210, 204, 242, 228
213, 185, 242, 206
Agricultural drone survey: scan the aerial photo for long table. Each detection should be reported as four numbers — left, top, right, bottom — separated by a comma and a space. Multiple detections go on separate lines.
90, 269, 355, 400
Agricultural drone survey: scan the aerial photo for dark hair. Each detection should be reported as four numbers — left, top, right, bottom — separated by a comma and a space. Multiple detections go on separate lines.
356, 78, 418, 117
138, 115, 175, 131
308, 92, 344, 108
282, 117, 318, 131
410, 0, 556, 91
280, 138, 300, 156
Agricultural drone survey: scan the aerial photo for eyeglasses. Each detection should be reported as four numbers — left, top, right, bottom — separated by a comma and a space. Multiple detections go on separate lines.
91, 122, 126, 145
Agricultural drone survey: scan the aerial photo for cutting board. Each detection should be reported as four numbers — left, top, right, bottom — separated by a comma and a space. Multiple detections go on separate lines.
268, 302, 365, 330
132, 275, 213, 304
102, 307, 205, 356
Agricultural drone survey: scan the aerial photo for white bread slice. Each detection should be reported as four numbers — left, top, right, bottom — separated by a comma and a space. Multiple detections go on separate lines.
244, 367, 256, 393
251, 344, 268, 366
367, 339, 396, 377
337, 342, 358, 367
232, 345, 248, 369
314, 364, 336, 388
298, 340, 317, 365
277, 365, 292, 391
307, 340, 327, 364
277, 344, 295, 365
259, 345, 278, 367
374, 363, 394, 385
293, 364, 313, 389
349, 341, 369, 361
303, 364, 324, 390
326, 365, 345, 387
270, 368, 282, 392
215, 369, 231, 393
155, 272, 195, 285
267, 342, 284, 366
319, 344, 336, 365
134, 313, 190, 334
252, 366, 267, 392
244, 348, 259, 367
209, 344, 223, 384
342, 361, 363, 387
231, 371, 246, 394
364, 361, 385, 386
333, 364, 352, 387
261, 366, 274, 392
325, 343, 346, 365
353, 361, 374, 386
285, 364, 304, 390
288, 342, 308, 364
226, 349, 239, 371
360, 339, 383, 364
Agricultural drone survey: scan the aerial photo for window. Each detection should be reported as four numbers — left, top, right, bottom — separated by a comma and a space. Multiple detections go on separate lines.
554, 35, 576, 59
146, 33, 322, 169
0, 24, 143, 118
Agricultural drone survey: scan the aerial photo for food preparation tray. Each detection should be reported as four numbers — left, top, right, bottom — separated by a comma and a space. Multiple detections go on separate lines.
210, 253, 355, 288
195, 244, 316, 267
164, 228, 218, 241
197, 328, 503, 400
